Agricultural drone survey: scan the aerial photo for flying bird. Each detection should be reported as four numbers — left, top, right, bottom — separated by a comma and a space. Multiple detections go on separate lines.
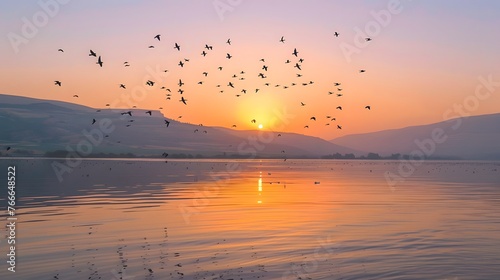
164, 120, 170, 127
205, 44, 213, 50
121, 111, 132, 116
201, 50, 207, 57
58, 48, 64, 52
174, 43, 181, 51
262, 65, 268, 71
300, 102, 306, 106
92, 119, 96, 125
279, 36, 285, 43
292, 48, 298, 57
334, 31, 339, 37
96, 56, 103, 67
145, 111, 152, 115
336, 106, 342, 110
294, 63, 302, 70
365, 37, 372, 41
359, 69, 366, 73
54, 81, 62, 86
73, 95, 78, 98
251, 119, 256, 123
119, 84, 126, 89
226, 38, 231, 45
154, 34, 161, 41
180, 96, 187, 105
337, 125, 342, 130
310, 117, 316, 121
226, 53, 232, 59
178, 79, 184, 87
178, 61, 184, 67
365, 106, 371, 110
89, 49, 97, 57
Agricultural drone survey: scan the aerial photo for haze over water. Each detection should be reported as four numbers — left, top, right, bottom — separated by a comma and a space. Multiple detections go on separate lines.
1, 159, 499, 280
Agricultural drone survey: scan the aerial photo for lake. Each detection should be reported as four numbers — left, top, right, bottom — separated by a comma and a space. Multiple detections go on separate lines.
0, 159, 499, 279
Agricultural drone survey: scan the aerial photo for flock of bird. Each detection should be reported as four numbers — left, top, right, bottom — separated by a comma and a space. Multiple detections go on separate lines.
52, 31, 372, 140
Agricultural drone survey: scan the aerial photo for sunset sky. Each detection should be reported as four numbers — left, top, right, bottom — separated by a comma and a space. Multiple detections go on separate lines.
1, 0, 499, 139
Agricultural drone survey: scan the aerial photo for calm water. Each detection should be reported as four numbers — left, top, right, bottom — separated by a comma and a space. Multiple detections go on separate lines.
0, 159, 499, 280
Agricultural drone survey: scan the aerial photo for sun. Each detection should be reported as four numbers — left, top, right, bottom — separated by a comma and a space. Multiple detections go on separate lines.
258, 124, 263, 129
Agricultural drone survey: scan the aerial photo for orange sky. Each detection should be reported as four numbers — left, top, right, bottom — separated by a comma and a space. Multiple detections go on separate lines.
1, 1, 499, 140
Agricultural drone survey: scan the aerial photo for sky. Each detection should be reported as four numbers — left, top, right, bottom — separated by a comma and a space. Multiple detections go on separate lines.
1, 0, 499, 140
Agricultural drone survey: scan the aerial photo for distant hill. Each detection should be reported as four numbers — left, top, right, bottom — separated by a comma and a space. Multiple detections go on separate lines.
330, 113, 500, 160
0, 94, 357, 158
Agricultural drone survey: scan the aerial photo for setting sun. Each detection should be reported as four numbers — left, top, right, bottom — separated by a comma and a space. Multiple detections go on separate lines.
258, 124, 263, 129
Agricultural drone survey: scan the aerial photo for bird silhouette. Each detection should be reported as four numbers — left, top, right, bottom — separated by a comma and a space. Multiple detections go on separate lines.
334, 31, 339, 37
119, 84, 126, 89
300, 102, 306, 106
304, 125, 309, 128
262, 65, 268, 71
279, 36, 285, 43
337, 125, 342, 129
336, 106, 342, 110
202, 72, 208, 76
164, 120, 170, 127
174, 43, 181, 51
121, 111, 132, 116
54, 81, 62, 86
292, 48, 298, 57
180, 96, 187, 105
226, 38, 231, 45
226, 53, 232, 59
251, 119, 256, 123
365, 37, 372, 41
365, 106, 371, 110
178, 79, 184, 87
73, 95, 79, 98
145, 111, 152, 115
89, 50, 97, 57
154, 34, 161, 41
96, 56, 103, 67
205, 44, 213, 50
92, 119, 96, 125
294, 63, 301, 70
310, 117, 316, 121
178, 61, 184, 67
201, 51, 207, 57
359, 69, 366, 73
58, 48, 64, 52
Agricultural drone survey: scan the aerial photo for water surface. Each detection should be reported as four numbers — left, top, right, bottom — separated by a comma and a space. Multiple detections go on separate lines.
0, 159, 499, 279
